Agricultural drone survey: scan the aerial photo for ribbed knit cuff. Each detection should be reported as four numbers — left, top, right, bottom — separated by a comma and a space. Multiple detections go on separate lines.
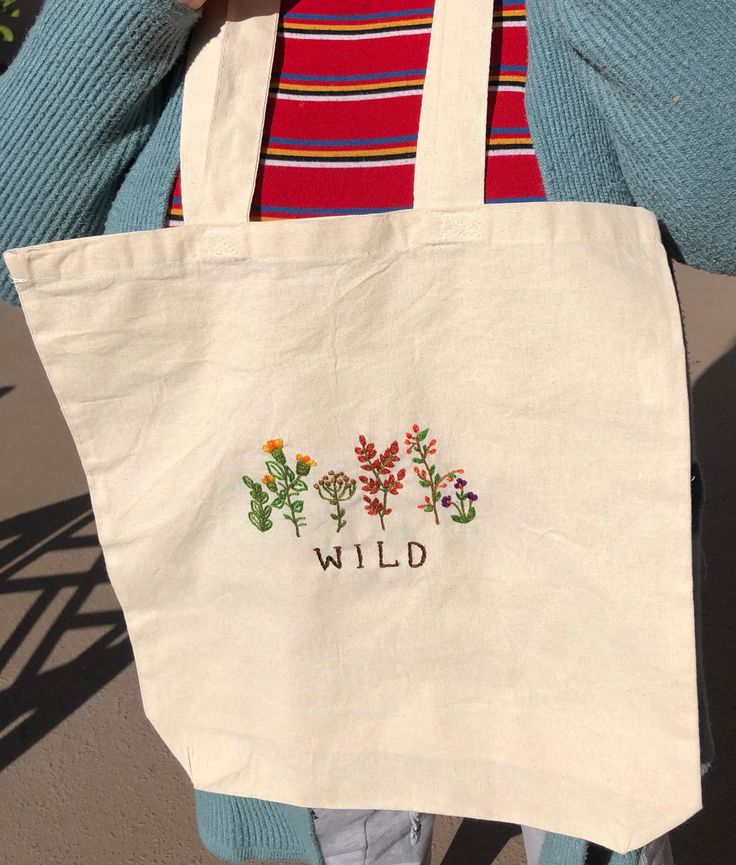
194, 790, 325, 865
539, 831, 641, 865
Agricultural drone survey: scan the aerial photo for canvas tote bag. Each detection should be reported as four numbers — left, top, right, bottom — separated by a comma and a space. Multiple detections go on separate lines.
3, 0, 703, 853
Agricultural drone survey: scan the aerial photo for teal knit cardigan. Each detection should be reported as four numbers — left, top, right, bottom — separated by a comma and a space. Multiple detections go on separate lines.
0, 2, 719, 863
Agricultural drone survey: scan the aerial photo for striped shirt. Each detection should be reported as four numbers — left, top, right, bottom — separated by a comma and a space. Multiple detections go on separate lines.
166, 0, 545, 225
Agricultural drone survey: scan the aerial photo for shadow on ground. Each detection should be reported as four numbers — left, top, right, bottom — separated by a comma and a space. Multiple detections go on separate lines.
0, 494, 132, 771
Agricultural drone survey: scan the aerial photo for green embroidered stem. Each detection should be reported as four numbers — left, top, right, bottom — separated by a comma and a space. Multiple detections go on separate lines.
283, 476, 304, 538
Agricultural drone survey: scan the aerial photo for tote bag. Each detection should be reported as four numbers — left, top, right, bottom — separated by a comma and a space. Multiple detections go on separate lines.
2, 0, 702, 853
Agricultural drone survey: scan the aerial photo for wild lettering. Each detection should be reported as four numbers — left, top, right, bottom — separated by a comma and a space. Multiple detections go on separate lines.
312, 541, 428, 571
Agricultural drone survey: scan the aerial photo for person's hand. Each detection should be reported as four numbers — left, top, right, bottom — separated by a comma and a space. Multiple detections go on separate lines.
176, 0, 207, 10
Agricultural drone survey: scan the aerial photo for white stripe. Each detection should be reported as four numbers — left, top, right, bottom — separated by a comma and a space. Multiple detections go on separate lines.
487, 84, 526, 92
261, 158, 417, 169
487, 148, 536, 157
281, 28, 432, 40
273, 89, 424, 102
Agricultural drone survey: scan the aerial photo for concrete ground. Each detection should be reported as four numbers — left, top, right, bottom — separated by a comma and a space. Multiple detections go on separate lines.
1, 261, 734, 865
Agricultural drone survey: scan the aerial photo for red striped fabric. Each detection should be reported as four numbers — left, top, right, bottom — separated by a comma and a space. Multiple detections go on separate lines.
166, 0, 546, 225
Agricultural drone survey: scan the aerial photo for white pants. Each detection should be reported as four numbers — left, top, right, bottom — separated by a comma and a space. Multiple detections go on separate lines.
311, 809, 675, 865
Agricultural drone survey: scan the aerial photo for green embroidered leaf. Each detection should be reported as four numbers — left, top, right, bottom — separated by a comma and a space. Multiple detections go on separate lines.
266, 460, 286, 479
272, 495, 285, 509
423, 506, 434, 513
467, 506, 477, 521
254, 486, 269, 504
292, 500, 304, 513
262, 506, 272, 519
412, 457, 423, 464
432, 491, 441, 502
429, 464, 435, 475
418, 479, 430, 488
292, 479, 308, 492
242, 475, 255, 489
330, 513, 338, 520
284, 465, 296, 483
451, 514, 466, 524
417, 428, 429, 441
249, 511, 271, 532
434, 473, 441, 485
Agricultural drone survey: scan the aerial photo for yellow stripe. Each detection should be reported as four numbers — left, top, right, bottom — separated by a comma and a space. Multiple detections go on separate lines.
276, 79, 424, 93
263, 146, 417, 158
489, 74, 526, 84
282, 17, 432, 32
486, 137, 532, 145
496, 9, 526, 18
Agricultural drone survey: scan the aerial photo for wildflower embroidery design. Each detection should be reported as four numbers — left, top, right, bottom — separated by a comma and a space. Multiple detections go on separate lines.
441, 477, 478, 524
314, 470, 358, 533
405, 423, 467, 525
242, 425, 476, 537
355, 435, 406, 531
243, 439, 317, 538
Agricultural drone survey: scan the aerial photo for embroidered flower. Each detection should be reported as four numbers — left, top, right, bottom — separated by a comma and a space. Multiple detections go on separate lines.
467, 491, 478, 502
454, 478, 467, 489
355, 435, 404, 530
441, 495, 452, 508
296, 453, 317, 467
262, 474, 275, 485
262, 438, 284, 453
315, 470, 357, 533
406, 423, 466, 525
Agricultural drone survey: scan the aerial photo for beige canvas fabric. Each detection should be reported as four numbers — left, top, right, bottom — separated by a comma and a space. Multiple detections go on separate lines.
3, 0, 702, 853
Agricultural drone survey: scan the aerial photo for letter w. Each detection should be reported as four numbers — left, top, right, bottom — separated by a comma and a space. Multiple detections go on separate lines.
313, 546, 342, 571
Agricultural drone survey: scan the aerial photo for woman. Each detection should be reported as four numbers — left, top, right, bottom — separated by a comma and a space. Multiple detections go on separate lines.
1, 1, 723, 862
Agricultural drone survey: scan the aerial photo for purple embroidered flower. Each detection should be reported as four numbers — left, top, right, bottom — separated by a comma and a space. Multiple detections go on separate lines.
441, 495, 453, 508
454, 477, 467, 489
467, 491, 478, 502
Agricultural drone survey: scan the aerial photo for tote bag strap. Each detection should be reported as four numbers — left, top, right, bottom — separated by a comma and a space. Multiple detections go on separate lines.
180, 0, 495, 224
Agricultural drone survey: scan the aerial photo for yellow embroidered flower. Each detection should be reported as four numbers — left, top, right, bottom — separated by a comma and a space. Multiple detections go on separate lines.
262, 438, 284, 453
262, 474, 275, 485
296, 453, 317, 467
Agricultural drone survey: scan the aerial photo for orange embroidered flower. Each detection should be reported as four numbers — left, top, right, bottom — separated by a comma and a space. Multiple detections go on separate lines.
262, 438, 284, 453
296, 453, 317, 467
262, 474, 275, 484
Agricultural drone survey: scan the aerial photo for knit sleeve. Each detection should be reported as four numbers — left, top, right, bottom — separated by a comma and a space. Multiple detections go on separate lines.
524, 0, 635, 207
0, 0, 202, 307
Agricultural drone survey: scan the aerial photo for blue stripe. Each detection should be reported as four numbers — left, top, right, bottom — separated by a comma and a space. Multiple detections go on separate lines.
254, 205, 409, 216
490, 64, 527, 71
485, 196, 547, 203
487, 126, 530, 133
279, 69, 426, 83
267, 135, 417, 146
255, 200, 548, 215
283, 8, 434, 22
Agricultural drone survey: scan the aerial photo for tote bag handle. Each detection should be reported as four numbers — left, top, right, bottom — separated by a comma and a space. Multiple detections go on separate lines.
180, 0, 495, 224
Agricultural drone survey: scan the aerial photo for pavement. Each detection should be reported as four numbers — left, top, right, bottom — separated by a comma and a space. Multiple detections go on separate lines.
1, 260, 734, 865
